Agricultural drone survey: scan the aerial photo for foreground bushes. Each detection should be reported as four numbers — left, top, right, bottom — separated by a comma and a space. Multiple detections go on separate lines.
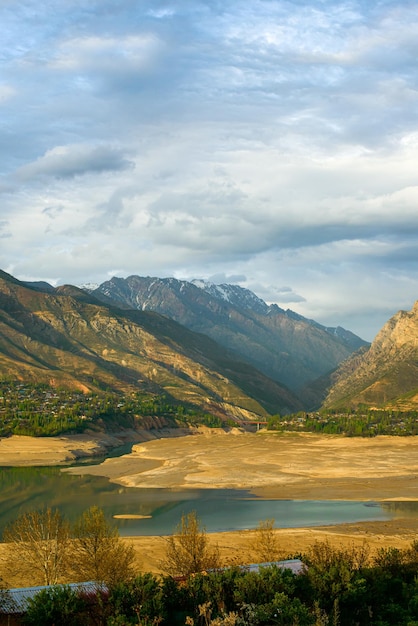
18, 542, 418, 625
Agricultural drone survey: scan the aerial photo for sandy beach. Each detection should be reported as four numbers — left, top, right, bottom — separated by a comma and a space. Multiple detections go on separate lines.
1, 428, 418, 577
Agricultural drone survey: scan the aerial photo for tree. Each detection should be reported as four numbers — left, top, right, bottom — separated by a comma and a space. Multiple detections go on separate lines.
250, 518, 283, 563
108, 573, 164, 624
162, 511, 220, 578
70, 506, 135, 586
23, 585, 86, 626
302, 539, 370, 621
2, 507, 71, 585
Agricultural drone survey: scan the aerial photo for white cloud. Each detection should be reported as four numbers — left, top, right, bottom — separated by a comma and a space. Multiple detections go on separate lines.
50, 34, 163, 75
0, 84, 15, 102
0, 0, 417, 341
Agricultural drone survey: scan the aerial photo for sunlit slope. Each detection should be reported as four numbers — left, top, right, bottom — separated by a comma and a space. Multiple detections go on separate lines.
323, 301, 418, 410
0, 271, 302, 419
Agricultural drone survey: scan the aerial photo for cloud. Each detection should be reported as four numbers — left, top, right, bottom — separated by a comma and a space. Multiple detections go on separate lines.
0, 0, 417, 341
207, 273, 247, 284
0, 84, 15, 103
16, 144, 135, 181
51, 34, 162, 71
0, 221, 11, 239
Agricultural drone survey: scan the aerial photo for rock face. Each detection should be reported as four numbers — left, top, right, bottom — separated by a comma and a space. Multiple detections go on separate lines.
323, 301, 418, 409
0, 270, 302, 419
91, 275, 367, 393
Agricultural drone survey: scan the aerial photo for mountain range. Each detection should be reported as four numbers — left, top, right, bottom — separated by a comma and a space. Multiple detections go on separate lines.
88, 275, 366, 393
0, 270, 301, 420
1, 267, 417, 417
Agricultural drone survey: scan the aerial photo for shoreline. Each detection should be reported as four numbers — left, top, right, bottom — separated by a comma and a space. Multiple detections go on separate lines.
1, 428, 418, 580
0, 427, 193, 467
1, 429, 418, 501
127, 516, 418, 575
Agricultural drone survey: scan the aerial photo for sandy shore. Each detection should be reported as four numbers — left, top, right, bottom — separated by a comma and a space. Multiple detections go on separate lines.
63, 428, 418, 573
129, 517, 418, 574
1, 428, 418, 579
0, 427, 188, 466
64, 429, 418, 501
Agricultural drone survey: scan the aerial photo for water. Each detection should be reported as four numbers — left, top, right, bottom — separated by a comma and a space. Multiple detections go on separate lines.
0, 465, 416, 536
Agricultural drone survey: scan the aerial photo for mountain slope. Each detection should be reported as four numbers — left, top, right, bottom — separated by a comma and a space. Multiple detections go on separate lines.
322, 301, 418, 410
91, 275, 367, 392
0, 270, 301, 419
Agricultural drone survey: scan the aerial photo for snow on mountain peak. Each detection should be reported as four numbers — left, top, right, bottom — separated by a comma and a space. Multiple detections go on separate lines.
191, 279, 268, 312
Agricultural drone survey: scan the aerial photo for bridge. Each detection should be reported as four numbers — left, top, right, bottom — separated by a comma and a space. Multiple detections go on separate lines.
228, 417, 269, 431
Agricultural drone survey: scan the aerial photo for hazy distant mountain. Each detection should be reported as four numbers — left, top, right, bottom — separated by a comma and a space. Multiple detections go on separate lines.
0, 269, 302, 419
90, 275, 367, 393
322, 301, 418, 410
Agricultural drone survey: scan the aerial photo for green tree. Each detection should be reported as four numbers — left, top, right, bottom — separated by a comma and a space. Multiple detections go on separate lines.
2, 507, 71, 585
162, 511, 221, 578
302, 540, 370, 623
70, 506, 135, 587
109, 573, 164, 624
23, 585, 87, 626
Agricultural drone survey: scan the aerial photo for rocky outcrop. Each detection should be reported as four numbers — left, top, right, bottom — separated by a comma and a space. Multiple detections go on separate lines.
323, 302, 418, 409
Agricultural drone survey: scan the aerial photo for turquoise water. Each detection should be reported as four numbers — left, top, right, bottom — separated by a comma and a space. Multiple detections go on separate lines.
0, 465, 415, 536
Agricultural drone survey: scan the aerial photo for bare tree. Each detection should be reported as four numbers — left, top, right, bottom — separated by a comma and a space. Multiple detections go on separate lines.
2, 507, 71, 585
70, 505, 135, 586
162, 510, 220, 578
250, 518, 283, 563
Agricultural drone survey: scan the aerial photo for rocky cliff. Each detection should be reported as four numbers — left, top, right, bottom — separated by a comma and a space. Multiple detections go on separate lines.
323, 302, 418, 409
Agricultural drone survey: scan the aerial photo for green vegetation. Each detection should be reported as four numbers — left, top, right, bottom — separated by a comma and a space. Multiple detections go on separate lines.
267, 407, 418, 437
0, 380, 225, 437
8, 537, 418, 624
3, 509, 418, 624
3, 379, 418, 439
23, 585, 87, 626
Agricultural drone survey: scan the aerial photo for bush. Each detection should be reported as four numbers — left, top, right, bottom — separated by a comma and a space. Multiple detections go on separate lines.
23, 585, 87, 626
108, 573, 163, 624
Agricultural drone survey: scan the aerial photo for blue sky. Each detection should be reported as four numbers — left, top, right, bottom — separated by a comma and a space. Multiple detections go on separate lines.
1, 0, 418, 341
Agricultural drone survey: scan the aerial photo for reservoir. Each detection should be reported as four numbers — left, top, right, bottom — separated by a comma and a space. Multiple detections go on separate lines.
0, 465, 416, 536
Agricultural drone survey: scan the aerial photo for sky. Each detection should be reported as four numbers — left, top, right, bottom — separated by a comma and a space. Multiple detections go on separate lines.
1, 0, 418, 341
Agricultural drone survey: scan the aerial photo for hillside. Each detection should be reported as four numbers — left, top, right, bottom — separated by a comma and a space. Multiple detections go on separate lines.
322, 301, 418, 410
90, 275, 367, 393
0, 270, 302, 420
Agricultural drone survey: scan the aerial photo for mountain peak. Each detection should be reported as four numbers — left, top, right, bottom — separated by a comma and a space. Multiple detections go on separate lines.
191, 279, 269, 314
91, 274, 366, 399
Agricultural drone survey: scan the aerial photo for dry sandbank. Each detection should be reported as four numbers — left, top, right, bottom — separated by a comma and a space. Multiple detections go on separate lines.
64, 429, 418, 502
0, 428, 190, 467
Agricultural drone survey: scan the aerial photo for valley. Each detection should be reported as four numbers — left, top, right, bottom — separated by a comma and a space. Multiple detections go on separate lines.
1, 268, 418, 579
